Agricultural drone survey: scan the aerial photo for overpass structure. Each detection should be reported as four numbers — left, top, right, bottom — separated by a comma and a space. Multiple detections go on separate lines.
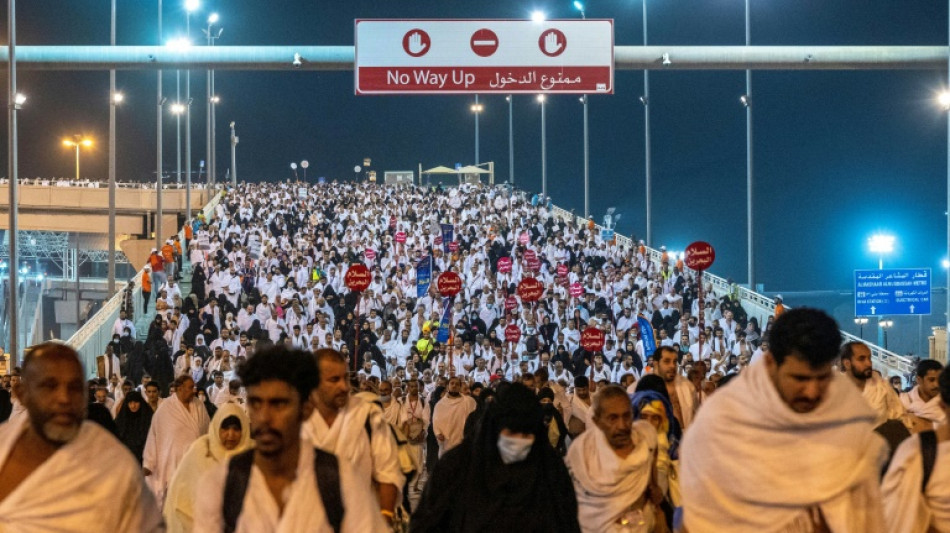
9, 42, 943, 372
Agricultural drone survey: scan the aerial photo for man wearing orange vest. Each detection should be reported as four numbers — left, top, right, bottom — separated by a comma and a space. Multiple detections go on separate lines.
142, 265, 152, 314
161, 240, 176, 283
148, 249, 166, 292
773, 294, 786, 319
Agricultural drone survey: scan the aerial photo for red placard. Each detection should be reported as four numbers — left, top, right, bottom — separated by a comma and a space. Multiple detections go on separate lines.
685, 241, 716, 271
395, 231, 407, 244
517, 277, 544, 302
505, 324, 522, 344
436, 271, 463, 297
448, 241, 459, 252
344, 263, 371, 292
524, 249, 537, 262
519, 232, 530, 245
580, 327, 605, 352
365, 249, 376, 260
504, 296, 518, 312
526, 257, 541, 272
569, 282, 584, 298
497, 256, 512, 273
557, 263, 568, 277
434, 235, 443, 245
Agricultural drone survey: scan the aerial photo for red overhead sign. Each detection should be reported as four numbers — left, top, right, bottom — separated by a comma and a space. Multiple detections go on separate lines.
344, 263, 371, 292
356, 19, 614, 95
685, 241, 716, 271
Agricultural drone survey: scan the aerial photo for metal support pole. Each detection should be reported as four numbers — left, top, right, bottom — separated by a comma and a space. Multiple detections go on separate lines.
540, 97, 547, 201
206, 70, 211, 186
185, 12, 192, 224
74, 144, 80, 181
108, 0, 116, 295
946, 0, 950, 362
643, 0, 652, 247
75, 236, 80, 333
7, 0, 19, 362
230, 121, 237, 186
210, 70, 216, 184
176, 70, 181, 187
746, 0, 755, 289
508, 95, 514, 184
156, 0, 163, 249
583, 94, 589, 218
474, 94, 480, 165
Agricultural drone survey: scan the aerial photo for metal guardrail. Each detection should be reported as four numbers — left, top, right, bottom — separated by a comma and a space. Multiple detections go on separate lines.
66, 191, 224, 375
548, 202, 915, 376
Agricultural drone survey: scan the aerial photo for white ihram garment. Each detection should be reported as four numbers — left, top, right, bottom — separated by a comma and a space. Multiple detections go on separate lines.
142, 395, 211, 506
881, 433, 950, 533
680, 359, 887, 533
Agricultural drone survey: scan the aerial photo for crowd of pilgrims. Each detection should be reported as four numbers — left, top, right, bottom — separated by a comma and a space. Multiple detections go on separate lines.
0, 180, 948, 532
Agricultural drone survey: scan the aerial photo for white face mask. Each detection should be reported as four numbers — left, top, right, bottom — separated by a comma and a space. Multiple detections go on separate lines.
497, 433, 535, 465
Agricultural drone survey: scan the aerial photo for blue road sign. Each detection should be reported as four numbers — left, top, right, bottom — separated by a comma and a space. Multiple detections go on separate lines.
854, 268, 931, 316
600, 229, 615, 241
455, 163, 462, 171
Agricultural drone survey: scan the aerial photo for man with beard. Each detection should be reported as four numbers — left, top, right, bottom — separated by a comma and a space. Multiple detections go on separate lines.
901, 359, 947, 431
302, 349, 404, 528
680, 309, 887, 532
143, 374, 211, 506
652, 346, 697, 430
840, 341, 906, 427
0, 342, 162, 530
194, 345, 384, 532
431, 376, 477, 457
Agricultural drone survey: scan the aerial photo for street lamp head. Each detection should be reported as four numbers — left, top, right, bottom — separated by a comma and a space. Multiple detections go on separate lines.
942, 258, 950, 269
171, 103, 186, 114
112, 92, 124, 104
868, 234, 895, 254
211, 96, 220, 104
536, 94, 546, 103
81, 139, 93, 147
301, 160, 309, 169
573, 1, 585, 12
208, 12, 219, 24
290, 163, 298, 170
470, 103, 484, 113
185, 0, 199, 12
13, 93, 26, 106
505, 95, 511, 102
531, 11, 546, 22
939, 91, 950, 111
62, 139, 73, 147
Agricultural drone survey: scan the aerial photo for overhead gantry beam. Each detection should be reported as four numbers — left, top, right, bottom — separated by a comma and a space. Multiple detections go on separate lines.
0, 45, 944, 71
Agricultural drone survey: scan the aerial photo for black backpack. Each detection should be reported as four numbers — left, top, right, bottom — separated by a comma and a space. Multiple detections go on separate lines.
223, 448, 344, 533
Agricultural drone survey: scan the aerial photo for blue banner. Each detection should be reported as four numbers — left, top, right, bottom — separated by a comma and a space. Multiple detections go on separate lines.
440, 223, 454, 254
637, 316, 657, 359
416, 255, 432, 298
436, 297, 453, 343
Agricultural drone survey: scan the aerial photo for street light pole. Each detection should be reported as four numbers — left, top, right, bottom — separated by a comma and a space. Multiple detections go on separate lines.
108, 0, 117, 295
507, 95, 514, 185
185, 1, 196, 225
156, 0, 163, 250
204, 13, 219, 186
575, 2, 590, 219
471, 95, 483, 166
745, 0, 755, 289
642, 0, 652, 247
230, 121, 238, 186
7, 0, 20, 361
539, 95, 547, 201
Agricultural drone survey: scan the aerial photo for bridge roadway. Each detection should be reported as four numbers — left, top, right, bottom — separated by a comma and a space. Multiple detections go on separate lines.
60, 186, 914, 380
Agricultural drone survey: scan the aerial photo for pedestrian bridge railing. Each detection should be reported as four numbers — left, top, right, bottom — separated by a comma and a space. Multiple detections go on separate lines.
548, 204, 915, 378
65, 191, 223, 376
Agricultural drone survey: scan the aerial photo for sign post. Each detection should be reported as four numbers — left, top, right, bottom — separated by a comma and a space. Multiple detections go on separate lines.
345, 263, 371, 372
854, 268, 931, 316
685, 241, 716, 356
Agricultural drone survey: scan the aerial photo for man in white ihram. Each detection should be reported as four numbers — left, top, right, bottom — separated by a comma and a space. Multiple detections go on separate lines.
432, 376, 476, 456
680, 309, 887, 532
566, 385, 660, 533
143, 373, 211, 506
0, 342, 162, 531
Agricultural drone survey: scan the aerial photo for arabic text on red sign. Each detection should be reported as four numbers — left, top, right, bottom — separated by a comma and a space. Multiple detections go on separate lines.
345, 264, 371, 292
358, 66, 611, 94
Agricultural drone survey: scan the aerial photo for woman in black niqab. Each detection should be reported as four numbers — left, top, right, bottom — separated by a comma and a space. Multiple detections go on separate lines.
411, 383, 581, 533
114, 390, 153, 464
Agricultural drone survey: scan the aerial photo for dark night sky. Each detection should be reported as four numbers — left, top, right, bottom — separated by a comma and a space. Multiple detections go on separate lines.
0, 0, 948, 296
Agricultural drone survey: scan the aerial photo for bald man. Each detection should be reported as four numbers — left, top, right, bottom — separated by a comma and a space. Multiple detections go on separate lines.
0, 342, 162, 531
